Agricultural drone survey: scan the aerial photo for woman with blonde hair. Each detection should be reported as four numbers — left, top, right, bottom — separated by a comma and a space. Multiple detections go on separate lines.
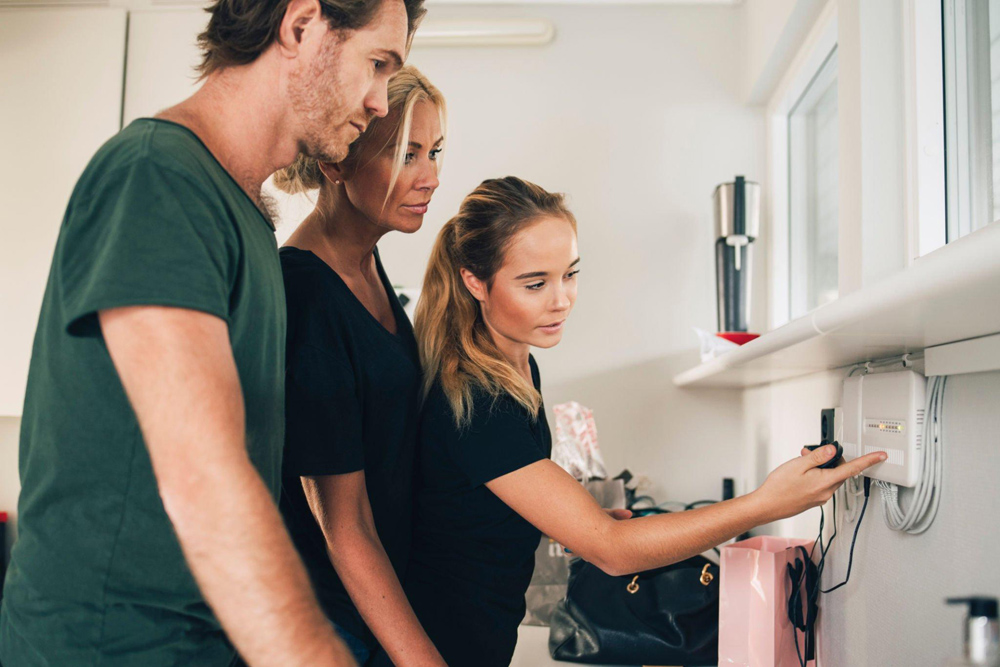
397, 176, 887, 666
272, 65, 446, 666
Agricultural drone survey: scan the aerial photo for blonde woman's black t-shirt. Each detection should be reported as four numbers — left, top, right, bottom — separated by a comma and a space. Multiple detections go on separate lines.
278, 246, 422, 650
401, 357, 551, 667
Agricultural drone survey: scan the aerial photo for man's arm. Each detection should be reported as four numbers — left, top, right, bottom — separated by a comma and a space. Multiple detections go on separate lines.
100, 305, 355, 667
302, 473, 446, 667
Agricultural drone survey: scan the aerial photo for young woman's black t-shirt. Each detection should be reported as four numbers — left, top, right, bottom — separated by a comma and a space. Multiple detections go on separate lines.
401, 357, 551, 666
278, 246, 422, 651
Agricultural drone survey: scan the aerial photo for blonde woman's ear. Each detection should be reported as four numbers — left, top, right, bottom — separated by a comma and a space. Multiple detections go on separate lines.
317, 160, 346, 186
460, 268, 487, 303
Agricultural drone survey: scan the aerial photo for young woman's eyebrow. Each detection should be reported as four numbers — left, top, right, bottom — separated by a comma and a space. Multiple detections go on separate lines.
515, 259, 579, 280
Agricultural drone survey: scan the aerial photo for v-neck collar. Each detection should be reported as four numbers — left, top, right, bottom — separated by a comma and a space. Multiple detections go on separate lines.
282, 246, 408, 342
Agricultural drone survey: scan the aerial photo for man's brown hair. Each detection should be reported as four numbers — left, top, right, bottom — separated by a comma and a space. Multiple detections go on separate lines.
197, 0, 426, 77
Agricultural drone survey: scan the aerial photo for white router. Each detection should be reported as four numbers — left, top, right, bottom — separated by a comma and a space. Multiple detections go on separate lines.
841, 370, 926, 488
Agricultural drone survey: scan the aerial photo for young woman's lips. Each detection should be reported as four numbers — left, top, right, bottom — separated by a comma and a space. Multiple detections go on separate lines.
538, 320, 565, 334
402, 202, 429, 214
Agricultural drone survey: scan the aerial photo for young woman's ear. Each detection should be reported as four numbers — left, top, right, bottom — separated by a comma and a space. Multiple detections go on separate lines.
460, 268, 488, 303
317, 161, 346, 186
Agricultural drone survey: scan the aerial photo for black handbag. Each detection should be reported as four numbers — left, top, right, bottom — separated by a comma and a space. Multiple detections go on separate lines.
548, 554, 719, 666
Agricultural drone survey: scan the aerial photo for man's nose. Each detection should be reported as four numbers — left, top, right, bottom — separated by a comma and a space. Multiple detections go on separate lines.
365, 82, 389, 119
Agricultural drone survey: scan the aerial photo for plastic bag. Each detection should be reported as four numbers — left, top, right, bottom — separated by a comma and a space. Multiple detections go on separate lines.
695, 326, 739, 363
551, 401, 607, 482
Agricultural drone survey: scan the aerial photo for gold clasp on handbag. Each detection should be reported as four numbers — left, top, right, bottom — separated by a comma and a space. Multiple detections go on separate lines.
626, 575, 640, 594
700, 564, 714, 586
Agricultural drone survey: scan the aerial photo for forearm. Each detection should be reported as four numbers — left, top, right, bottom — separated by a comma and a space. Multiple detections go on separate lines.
597, 492, 774, 575
99, 307, 353, 666
163, 455, 354, 667
327, 529, 444, 666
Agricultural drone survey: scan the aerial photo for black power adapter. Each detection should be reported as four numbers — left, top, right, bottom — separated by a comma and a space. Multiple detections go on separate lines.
805, 408, 843, 469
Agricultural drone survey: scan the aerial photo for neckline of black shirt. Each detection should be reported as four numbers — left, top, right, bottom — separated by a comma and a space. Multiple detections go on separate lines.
279, 246, 406, 344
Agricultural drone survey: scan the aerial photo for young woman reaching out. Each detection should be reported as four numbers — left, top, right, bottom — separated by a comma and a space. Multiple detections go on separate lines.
396, 176, 886, 667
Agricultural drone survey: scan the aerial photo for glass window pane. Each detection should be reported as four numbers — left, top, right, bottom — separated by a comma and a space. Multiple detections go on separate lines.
943, 0, 1000, 240
788, 48, 839, 319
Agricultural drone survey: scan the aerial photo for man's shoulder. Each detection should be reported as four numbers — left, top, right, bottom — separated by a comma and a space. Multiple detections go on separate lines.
79, 119, 221, 200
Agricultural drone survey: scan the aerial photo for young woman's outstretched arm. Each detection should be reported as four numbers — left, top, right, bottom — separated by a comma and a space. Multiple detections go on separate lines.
486, 445, 886, 576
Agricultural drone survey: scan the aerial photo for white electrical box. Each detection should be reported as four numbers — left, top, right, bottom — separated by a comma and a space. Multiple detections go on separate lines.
840, 370, 926, 487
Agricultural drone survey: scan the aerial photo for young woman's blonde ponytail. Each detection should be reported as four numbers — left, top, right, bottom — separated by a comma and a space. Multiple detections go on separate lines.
414, 176, 576, 427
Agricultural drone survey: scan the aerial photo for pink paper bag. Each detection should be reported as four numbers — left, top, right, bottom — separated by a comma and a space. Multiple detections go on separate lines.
719, 536, 817, 667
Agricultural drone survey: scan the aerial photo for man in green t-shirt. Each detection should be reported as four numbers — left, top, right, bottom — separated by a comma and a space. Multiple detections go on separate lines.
0, 1, 425, 665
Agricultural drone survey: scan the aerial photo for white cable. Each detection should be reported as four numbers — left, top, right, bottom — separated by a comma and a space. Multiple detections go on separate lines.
834, 409, 865, 525
877, 375, 946, 533
849, 352, 924, 377
839, 474, 865, 525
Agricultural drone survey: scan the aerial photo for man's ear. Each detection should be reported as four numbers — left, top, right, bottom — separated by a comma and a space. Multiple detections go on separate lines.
460, 268, 488, 303
276, 0, 324, 58
317, 161, 347, 186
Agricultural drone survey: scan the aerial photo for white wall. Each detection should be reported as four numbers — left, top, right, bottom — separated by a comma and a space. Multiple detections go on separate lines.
0, 419, 18, 562
742, 0, 830, 104
0, 7, 126, 416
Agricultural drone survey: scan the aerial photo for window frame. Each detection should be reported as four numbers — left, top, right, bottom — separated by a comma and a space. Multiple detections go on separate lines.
940, 0, 996, 241
767, 9, 838, 329
902, 0, 948, 261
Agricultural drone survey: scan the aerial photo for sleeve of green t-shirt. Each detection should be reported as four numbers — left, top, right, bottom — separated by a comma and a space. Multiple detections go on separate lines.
59, 157, 238, 337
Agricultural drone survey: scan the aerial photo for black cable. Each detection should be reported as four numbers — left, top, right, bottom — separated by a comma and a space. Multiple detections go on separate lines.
684, 499, 718, 510
821, 477, 871, 594
795, 619, 805, 667
791, 478, 871, 666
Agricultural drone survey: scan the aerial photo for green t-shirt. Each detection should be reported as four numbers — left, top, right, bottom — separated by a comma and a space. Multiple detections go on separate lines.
0, 119, 286, 666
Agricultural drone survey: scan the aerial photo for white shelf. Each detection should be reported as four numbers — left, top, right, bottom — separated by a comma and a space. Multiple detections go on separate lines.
673, 221, 1000, 388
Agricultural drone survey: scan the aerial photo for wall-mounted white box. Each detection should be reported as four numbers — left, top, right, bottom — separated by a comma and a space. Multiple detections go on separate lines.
841, 370, 926, 487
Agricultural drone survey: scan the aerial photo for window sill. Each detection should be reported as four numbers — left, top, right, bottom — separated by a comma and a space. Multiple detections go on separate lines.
673, 221, 1000, 388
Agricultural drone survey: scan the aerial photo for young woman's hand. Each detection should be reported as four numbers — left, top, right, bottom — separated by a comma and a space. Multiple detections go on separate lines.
752, 445, 887, 523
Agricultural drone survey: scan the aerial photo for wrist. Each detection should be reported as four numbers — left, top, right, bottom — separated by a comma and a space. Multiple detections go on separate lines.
745, 488, 780, 525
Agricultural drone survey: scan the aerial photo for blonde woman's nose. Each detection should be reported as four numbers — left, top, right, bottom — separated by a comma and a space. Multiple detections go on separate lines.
417, 165, 440, 191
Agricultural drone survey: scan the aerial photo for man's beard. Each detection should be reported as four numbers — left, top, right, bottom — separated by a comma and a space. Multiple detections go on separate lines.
287, 36, 355, 163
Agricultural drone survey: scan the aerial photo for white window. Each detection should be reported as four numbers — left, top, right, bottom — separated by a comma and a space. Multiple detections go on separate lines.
942, 0, 1000, 241
768, 12, 838, 328
788, 48, 839, 319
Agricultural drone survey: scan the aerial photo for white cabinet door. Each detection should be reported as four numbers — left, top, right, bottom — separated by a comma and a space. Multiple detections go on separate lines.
122, 9, 208, 125
0, 7, 127, 416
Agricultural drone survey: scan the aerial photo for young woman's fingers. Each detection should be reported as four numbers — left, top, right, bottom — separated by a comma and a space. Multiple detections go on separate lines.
803, 444, 839, 469
830, 451, 887, 484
